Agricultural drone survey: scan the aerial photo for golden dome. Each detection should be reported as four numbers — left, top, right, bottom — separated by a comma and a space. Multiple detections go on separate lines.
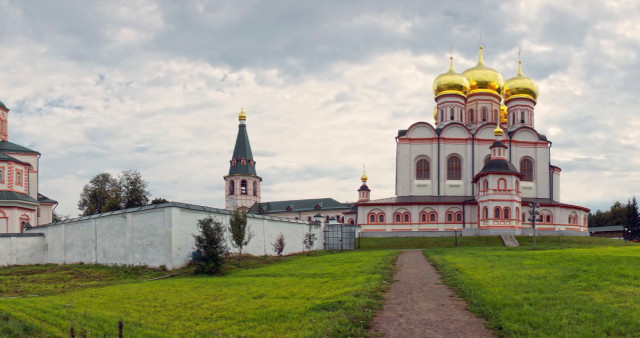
433, 106, 438, 122
238, 107, 247, 120
432, 57, 470, 98
361, 169, 368, 183
462, 47, 504, 95
500, 104, 508, 123
493, 122, 503, 137
502, 61, 539, 102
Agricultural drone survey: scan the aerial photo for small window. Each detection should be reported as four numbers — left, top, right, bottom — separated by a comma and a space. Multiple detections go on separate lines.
231, 159, 237, 165
455, 213, 462, 222
494, 207, 501, 219
416, 159, 430, 180
546, 214, 552, 223
483, 179, 488, 191
482, 107, 487, 121
421, 213, 427, 223
450, 108, 454, 120
483, 207, 488, 220
369, 214, 376, 223
520, 111, 525, 123
240, 158, 246, 165
378, 214, 385, 223
253, 182, 258, 196
504, 208, 510, 219
0, 168, 3, 183
498, 178, 507, 190
494, 109, 499, 121
395, 213, 401, 223
403, 213, 410, 223
429, 213, 436, 223
468, 109, 474, 122
516, 207, 520, 219
17, 171, 22, 185
447, 213, 453, 222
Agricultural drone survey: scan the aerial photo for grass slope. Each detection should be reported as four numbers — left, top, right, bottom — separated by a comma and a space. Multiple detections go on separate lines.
425, 242, 640, 336
0, 251, 398, 337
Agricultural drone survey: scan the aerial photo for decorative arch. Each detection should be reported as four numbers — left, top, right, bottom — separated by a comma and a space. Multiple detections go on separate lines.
481, 107, 488, 121
494, 207, 502, 219
393, 208, 411, 224
468, 109, 474, 122
406, 122, 436, 138
483, 206, 488, 220
445, 208, 462, 223
419, 208, 437, 224
503, 207, 511, 219
497, 178, 507, 190
240, 180, 248, 194
482, 179, 489, 191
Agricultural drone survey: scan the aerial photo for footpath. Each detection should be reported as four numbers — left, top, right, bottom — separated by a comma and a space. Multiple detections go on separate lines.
370, 250, 494, 337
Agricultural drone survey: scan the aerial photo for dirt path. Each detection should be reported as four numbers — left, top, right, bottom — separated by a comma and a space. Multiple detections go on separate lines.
370, 250, 494, 337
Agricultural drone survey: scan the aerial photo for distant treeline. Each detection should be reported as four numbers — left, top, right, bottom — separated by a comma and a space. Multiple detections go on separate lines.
588, 198, 640, 239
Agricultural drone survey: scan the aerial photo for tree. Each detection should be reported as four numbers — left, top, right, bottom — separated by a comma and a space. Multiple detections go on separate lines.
627, 197, 640, 240
150, 197, 169, 204
119, 170, 150, 209
272, 233, 285, 256
77, 170, 151, 216
228, 209, 253, 255
193, 216, 228, 275
52, 211, 69, 223
606, 201, 627, 226
77, 173, 121, 216
303, 224, 317, 252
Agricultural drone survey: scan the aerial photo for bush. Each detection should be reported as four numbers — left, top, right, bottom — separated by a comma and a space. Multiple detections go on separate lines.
193, 217, 228, 275
303, 225, 317, 253
272, 233, 286, 256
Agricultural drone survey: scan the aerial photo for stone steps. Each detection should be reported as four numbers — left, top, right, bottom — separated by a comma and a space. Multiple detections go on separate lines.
500, 234, 519, 247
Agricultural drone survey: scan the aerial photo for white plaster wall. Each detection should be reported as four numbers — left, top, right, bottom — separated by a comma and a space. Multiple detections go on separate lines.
63, 220, 96, 264
0, 235, 46, 266
96, 213, 132, 265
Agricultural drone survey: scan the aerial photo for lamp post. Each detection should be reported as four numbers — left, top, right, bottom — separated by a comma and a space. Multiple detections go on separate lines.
624, 227, 628, 242
454, 227, 458, 247
528, 203, 542, 249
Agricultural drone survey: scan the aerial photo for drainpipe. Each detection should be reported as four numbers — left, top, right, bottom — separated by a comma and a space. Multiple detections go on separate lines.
461, 198, 476, 229
437, 135, 441, 195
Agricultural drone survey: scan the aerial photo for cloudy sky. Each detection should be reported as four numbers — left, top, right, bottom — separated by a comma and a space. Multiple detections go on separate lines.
0, 0, 638, 217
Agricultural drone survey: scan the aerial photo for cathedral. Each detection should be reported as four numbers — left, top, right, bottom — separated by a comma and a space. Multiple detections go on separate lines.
0, 99, 56, 233
226, 46, 589, 236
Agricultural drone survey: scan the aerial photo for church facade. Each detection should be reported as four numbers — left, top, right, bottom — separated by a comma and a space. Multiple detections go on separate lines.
349, 47, 589, 236
0, 99, 56, 233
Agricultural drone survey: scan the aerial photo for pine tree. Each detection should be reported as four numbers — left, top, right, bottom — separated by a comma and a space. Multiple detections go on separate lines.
626, 197, 640, 240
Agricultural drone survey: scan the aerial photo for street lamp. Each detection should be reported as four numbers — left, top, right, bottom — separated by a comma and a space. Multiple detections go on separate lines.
528, 203, 542, 249
454, 227, 458, 247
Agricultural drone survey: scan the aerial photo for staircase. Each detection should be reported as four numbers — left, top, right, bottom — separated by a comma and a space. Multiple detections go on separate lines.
500, 234, 519, 247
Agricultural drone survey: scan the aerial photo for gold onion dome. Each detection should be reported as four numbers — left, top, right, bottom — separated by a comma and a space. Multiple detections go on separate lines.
494, 122, 504, 137
500, 104, 508, 123
502, 61, 539, 102
432, 57, 470, 98
462, 47, 504, 95
238, 107, 247, 120
361, 171, 368, 183
433, 106, 438, 122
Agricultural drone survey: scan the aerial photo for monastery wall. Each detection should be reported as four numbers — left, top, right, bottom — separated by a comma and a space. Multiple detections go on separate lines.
0, 233, 46, 266
18, 203, 322, 270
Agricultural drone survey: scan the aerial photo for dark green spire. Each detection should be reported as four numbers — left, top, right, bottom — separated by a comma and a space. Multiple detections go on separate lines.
228, 110, 258, 176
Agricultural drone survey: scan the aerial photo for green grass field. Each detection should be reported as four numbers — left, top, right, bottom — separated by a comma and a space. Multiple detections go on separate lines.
0, 251, 398, 337
424, 238, 640, 336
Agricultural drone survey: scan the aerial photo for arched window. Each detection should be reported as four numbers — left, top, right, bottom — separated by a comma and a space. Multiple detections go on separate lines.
522, 213, 526, 222
450, 108, 454, 120
455, 213, 462, 222
229, 181, 235, 195
483, 179, 488, 191
515, 180, 519, 192
482, 107, 487, 121
420, 212, 427, 223
516, 207, 520, 220
520, 111, 525, 123
403, 213, 410, 223
546, 214, 552, 223
394, 213, 401, 223
429, 212, 437, 223
348, 219, 355, 224
416, 159, 430, 180
378, 213, 385, 223
498, 178, 507, 189
503, 208, 510, 219
483, 207, 488, 220
241, 180, 248, 194
494, 109, 499, 121
494, 207, 501, 219
440, 109, 444, 121
468, 109, 474, 122
446, 212, 453, 222
520, 158, 534, 182
253, 181, 258, 196
447, 155, 462, 180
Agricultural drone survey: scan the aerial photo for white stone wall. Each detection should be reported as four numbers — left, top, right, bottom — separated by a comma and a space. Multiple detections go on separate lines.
0, 234, 46, 266
25, 204, 323, 269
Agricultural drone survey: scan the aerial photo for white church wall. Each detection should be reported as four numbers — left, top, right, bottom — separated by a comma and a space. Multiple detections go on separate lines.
63, 220, 97, 264
96, 214, 131, 265
0, 234, 46, 266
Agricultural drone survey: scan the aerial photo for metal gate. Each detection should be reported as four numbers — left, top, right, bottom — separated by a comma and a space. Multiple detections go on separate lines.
323, 224, 356, 250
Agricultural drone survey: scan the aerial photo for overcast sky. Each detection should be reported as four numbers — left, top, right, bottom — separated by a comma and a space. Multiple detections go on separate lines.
0, 0, 638, 217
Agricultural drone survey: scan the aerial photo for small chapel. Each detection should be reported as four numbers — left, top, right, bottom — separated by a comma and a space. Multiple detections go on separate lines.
0, 99, 56, 233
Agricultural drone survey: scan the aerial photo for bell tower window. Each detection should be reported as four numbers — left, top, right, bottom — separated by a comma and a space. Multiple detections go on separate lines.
482, 107, 487, 121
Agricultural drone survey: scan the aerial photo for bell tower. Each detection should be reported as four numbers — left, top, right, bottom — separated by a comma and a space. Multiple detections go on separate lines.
0, 100, 9, 141
224, 108, 262, 210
